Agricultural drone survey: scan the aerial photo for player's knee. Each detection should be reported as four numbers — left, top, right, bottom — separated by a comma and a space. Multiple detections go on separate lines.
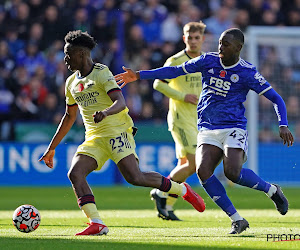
68, 169, 80, 184
197, 167, 212, 182
224, 168, 240, 182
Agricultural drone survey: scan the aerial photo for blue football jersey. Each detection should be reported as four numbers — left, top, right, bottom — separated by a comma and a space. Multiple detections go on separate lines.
181, 52, 272, 130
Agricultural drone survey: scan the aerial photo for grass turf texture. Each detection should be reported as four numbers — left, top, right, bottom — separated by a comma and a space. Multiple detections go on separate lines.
0, 186, 300, 249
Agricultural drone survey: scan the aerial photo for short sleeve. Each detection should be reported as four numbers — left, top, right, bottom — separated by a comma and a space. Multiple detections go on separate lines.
65, 77, 76, 106
247, 69, 272, 95
99, 67, 121, 93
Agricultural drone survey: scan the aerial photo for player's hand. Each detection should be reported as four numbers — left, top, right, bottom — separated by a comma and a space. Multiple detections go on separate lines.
39, 149, 55, 168
279, 126, 294, 147
184, 94, 198, 105
114, 66, 138, 88
93, 110, 108, 123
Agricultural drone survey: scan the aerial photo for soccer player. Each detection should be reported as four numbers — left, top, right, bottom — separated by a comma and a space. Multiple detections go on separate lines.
149, 21, 206, 221
39, 30, 205, 236
115, 28, 294, 234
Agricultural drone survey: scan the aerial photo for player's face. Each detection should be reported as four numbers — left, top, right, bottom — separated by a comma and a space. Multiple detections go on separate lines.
183, 31, 204, 54
218, 33, 241, 63
64, 43, 83, 72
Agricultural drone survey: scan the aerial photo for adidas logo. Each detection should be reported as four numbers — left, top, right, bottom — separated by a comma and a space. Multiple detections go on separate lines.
117, 148, 124, 153
212, 196, 221, 202
208, 68, 214, 74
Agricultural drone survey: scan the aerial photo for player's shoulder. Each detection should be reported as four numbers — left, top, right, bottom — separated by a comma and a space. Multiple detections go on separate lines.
201, 52, 219, 60
65, 72, 77, 87
94, 63, 108, 71
172, 50, 187, 60
238, 58, 256, 70
165, 50, 187, 65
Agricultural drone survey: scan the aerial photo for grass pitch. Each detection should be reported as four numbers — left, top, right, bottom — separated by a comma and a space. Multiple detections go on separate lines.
0, 186, 300, 249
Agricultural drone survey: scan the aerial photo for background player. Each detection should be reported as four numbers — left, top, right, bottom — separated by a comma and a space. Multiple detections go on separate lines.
149, 21, 206, 221
115, 28, 294, 234
39, 30, 205, 236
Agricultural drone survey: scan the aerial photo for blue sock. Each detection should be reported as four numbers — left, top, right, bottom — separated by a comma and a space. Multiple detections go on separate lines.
234, 168, 270, 193
202, 175, 237, 217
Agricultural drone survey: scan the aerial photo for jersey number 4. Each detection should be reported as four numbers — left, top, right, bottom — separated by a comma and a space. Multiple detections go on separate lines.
229, 130, 246, 144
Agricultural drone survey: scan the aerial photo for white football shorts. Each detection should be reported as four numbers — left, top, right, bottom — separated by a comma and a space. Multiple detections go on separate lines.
196, 127, 248, 163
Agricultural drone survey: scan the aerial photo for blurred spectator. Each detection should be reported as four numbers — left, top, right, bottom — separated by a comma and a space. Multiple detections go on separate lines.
38, 93, 60, 123
233, 9, 250, 31
73, 8, 90, 32
27, 0, 47, 21
16, 41, 46, 76
4, 27, 25, 58
125, 83, 143, 121
91, 10, 115, 47
21, 75, 48, 106
286, 96, 300, 123
204, 6, 233, 37
0, 6, 7, 38
27, 22, 45, 50
247, 0, 265, 25
160, 13, 182, 43
8, 2, 31, 40
41, 5, 69, 49
136, 9, 162, 46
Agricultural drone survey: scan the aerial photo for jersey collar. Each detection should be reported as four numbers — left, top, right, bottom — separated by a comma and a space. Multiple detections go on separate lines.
76, 64, 95, 79
219, 57, 241, 69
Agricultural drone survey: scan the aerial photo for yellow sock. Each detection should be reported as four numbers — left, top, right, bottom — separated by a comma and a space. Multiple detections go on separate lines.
168, 181, 185, 196
81, 203, 103, 224
166, 196, 178, 207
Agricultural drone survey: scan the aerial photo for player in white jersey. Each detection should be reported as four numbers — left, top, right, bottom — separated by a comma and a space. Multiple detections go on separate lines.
115, 28, 294, 234
39, 30, 205, 236
150, 21, 205, 221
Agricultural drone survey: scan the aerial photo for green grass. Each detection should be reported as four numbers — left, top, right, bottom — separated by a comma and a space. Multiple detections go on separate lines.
0, 186, 300, 249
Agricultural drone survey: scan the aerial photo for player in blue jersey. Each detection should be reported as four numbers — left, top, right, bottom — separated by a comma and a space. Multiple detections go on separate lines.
115, 28, 294, 234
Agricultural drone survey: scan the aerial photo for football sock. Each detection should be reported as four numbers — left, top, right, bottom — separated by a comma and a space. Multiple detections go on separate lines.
202, 175, 237, 217
81, 203, 104, 224
166, 196, 178, 211
267, 184, 277, 197
78, 194, 103, 224
159, 177, 187, 196
156, 189, 168, 198
159, 176, 172, 192
234, 168, 271, 193
230, 212, 244, 222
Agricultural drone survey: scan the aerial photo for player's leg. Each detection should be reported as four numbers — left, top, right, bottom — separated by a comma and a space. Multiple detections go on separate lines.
197, 143, 248, 234
116, 153, 205, 213
168, 154, 196, 220
68, 140, 110, 236
223, 128, 288, 215
151, 126, 197, 220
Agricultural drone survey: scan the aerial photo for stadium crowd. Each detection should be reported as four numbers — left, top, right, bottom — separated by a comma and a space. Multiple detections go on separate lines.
0, 0, 300, 141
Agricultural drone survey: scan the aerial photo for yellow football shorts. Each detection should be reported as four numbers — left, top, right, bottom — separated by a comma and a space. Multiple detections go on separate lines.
170, 124, 198, 159
76, 127, 138, 170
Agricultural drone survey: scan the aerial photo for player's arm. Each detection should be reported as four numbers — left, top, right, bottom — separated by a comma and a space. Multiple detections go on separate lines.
39, 104, 78, 168
154, 79, 198, 105
93, 90, 126, 123
114, 65, 187, 88
263, 88, 294, 146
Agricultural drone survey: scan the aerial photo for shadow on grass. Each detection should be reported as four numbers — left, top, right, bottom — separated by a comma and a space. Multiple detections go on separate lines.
0, 236, 261, 250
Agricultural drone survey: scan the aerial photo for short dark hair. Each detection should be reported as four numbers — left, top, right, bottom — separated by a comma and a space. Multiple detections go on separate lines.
64, 30, 97, 50
224, 28, 244, 45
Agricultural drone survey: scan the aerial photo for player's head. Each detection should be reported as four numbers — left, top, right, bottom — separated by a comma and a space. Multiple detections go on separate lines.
218, 28, 244, 63
183, 21, 206, 55
63, 30, 97, 72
